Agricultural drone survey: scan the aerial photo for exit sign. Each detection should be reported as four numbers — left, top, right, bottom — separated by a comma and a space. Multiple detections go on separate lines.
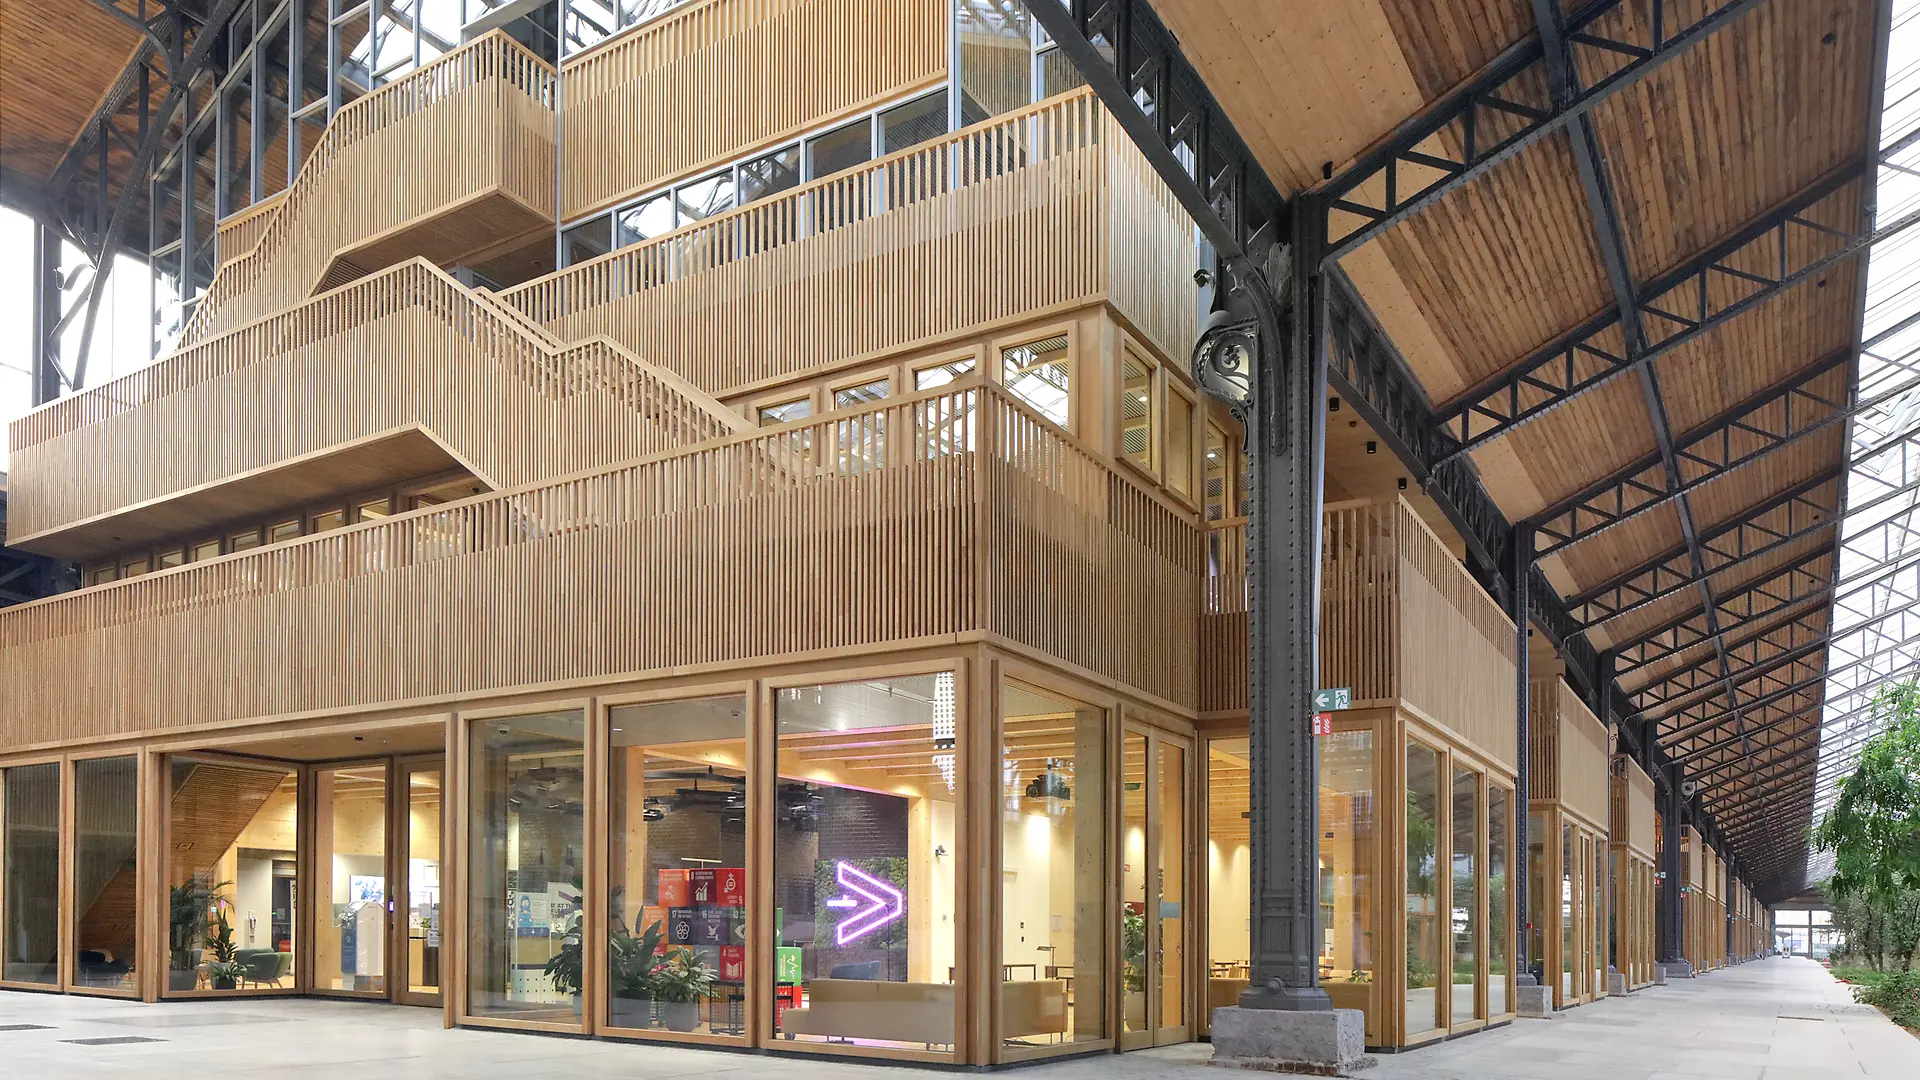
1312, 688, 1352, 711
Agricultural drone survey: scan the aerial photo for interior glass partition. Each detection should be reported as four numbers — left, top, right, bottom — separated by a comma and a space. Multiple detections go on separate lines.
73, 756, 140, 992
1487, 785, 1510, 1017
400, 761, 444, 1003
1404, 742, 1441, 1036
1450, 766, 1480, 1024
466, 711, 586, 1023
314, 764, 388, 995
607, 694, 749, 1037
772, 676, 958, 1055
2, 763, 61, 985
166, 759, 299, 994
999, 681, 1107, 1057
1318, 730, 1375, 1029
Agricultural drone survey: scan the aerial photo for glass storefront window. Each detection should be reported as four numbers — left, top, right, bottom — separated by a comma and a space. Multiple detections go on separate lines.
1002, 335, 1071, 428
774, 676, 958, 1052
1210, 738, 1250, 1011
1122, 728, 1148, 1036
3, 763, 60, 985
1592, 842, 1604, 994
1001, 681, 1106, 1051
1318, 731, 1374, 1016
1405, 742, 1441, 1035
607, 695, 748, 1035
403, 765, 443, 999
1527, 811, 1546, 987
167, 759, 298, 993
1561, 821, 1574, 1001
1488, 786, 1509, 1016
315, 764, 387, 994
73, 756, 139, 991
467, 712, 585, 1022
1450, 766, 1480, 1022
1156, 743, 1186, 1035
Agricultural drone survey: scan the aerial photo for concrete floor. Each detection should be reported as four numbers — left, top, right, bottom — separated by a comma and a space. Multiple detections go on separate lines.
0, 957, 1909, 1078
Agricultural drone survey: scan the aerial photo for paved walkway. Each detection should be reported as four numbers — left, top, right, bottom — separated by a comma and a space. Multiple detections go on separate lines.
0, 957, 1909, 1078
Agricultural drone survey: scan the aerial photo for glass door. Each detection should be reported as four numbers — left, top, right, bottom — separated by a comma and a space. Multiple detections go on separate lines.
313, 762, 389, 997
396, 758, 444, 1006
1119, 722, 1190, 1050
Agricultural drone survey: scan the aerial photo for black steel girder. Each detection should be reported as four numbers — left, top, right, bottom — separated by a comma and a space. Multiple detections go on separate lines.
1609, 547, 1833, 670
1320, 0, 1770, 263
1637, 630, 1832, 722
1431, 158, 1919, 463
1715, 773, 1819, 833
1530, 350, 1861, 559
1025, 0, 1285, 262
1692, 721, 1823, 787
1660, 625, 1920, 749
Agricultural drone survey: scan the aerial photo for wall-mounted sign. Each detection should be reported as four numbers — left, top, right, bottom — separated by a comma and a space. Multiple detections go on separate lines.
825, 861, 905, 946
1312, 688, 1352, 711
1311, 712, 1334, 736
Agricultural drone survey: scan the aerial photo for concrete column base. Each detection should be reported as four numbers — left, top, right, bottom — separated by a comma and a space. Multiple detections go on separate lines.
1608, 972, 1628, 995
1516, 981, 1554, 1018
1210, 1006, 1375, 1075
1656, 959, 1694, 981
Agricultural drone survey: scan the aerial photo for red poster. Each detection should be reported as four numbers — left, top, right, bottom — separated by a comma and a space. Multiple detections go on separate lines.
718, 945, 746, 983
690, 868, 718, 904
658, 869, 691, 908
717, 867, 745, 907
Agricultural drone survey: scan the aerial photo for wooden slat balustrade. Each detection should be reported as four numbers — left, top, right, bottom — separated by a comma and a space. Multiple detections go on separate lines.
0, 380, 1200, 746
7, 259, 747, 546
561, 0, 948, 219
501, 88, 1198, 397
1200, 499, 1519, 763
1529, 676, 1612, 827
214, 190, 288, 269
180, 32, 557, 347
1611, 753, 1657, 860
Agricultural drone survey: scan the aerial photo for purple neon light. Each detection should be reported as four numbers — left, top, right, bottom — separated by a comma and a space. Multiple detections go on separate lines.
829, 861, 904, 945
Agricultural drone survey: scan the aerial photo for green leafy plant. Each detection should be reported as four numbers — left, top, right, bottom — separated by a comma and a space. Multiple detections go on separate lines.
168, 879, 231, 972
1122, 909, 1148, 993
542, 874, 587, 995
608, 917, 667, 999
648, 945, 716, 1004
203, 915, 243, 988
1812, 681, 1920, 974
1850, 969, 1920, 1030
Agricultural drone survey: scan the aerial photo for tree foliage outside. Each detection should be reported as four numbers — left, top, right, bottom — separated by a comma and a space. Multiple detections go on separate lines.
1811, 680, 1920, 1027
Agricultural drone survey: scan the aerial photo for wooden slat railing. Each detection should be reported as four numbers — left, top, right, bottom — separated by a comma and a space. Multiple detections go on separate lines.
560, 0, 947, 219
1530, 677, 1609, 823
0, 379, 1199, 744
1611, 753, 1656, 859
179, 32, 557, 347
215, 190, 288, 269
501, 87, 1198, 396
1199, 499, 1519, 765
6, 258, 747, 543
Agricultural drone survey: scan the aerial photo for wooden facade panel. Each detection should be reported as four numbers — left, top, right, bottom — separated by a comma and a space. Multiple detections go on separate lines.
1397, 509, 1519, 772
1611, 754, 1657, 860
1591, 0, 1875, 285
181, 33, 559, 346
0, 382, 1198, 747
561, 0, 947, 219
1530, 678, 1609, 827
7, 260, 746, 547
504, 91, 1197, 398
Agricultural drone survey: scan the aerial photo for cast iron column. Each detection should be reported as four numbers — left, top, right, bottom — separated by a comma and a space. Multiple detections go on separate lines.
1239, 201, 1332, 1011
1659, 765, 1685, 964
1511, 526, 1533, 980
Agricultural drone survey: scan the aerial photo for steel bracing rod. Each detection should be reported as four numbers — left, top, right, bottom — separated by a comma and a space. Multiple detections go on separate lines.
68, 0, 245, 392
1608, 546, 1833, 663
1026, 0, 1285, 262
1692, 721, 1825, 787
1320, 0, 1768, 263
1529, 351, 1863, 558
1571, 467, 1845, 631
1635, 584, 1920, 721
1661, 624, 1920, 748
1431, 153, 1920, 463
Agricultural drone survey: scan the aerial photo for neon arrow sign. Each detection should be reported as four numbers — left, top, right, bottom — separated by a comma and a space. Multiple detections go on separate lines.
825, 861, 905, 945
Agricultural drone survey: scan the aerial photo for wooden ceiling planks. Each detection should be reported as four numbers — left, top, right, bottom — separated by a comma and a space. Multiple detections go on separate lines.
1544, 499, 1688, 595
1146, 0, 1534, 194
0, 0, 147, 184
1592, 0, 1874, 285
1652, 285, 1859, 434
1622, 596, 1831, 694
1475, 375, 1661, 519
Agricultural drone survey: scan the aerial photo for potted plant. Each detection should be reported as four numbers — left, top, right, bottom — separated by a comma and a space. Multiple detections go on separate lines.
608, 917, 666, 1028
203, 915, 243, 991
543, 905, 584, 999
1122, 908, 1148, 1030
168, 879, 230, 991
649, 945, 716, 1032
